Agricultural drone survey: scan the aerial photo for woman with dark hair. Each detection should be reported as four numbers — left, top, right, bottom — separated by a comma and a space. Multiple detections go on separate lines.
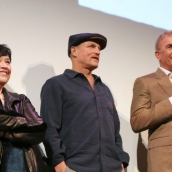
0, 44, 47, 172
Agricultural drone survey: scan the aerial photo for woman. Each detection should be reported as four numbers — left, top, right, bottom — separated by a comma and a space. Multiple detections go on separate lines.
0, 44, 47, 172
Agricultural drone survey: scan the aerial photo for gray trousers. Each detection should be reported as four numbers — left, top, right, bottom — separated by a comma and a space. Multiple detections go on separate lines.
64, 166, 125, 172
64, 166, 76, 172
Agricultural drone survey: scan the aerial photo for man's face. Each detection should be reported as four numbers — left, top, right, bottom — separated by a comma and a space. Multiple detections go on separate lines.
155, 35, 172, 72
72, 41, 101, 71
0, 55, 11, 86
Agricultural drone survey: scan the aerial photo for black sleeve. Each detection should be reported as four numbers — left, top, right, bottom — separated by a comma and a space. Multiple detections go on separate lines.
40, 79, 66, 166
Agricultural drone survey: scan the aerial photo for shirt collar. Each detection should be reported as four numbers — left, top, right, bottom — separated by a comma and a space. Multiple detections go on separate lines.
159, 67, 171, 76
64, 69, 102, 81
64, 69, 79, 78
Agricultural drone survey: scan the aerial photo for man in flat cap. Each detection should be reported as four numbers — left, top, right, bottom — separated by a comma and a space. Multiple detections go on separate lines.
41, 33, 129, 172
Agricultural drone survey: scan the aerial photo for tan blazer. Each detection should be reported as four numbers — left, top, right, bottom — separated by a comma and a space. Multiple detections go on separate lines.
131, 68, 172, 172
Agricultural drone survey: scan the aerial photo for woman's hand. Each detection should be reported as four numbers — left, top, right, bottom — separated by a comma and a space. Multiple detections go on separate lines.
0, 131, 4, 137
5, 132, 13, 139
0, 131, 13, 139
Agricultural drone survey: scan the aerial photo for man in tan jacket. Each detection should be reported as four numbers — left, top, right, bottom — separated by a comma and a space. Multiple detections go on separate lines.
131, 30, 172, 172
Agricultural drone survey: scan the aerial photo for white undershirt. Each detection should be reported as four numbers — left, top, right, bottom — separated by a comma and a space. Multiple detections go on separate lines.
159, 67, 172, 104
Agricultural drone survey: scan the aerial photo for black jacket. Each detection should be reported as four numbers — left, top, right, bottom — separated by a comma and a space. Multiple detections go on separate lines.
0, 87, 47, 172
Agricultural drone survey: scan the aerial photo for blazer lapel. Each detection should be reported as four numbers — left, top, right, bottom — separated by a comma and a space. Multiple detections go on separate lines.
156, 68, 172, 96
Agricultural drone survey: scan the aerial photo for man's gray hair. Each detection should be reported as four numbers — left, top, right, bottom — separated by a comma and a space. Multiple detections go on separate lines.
155, 30, 172, 50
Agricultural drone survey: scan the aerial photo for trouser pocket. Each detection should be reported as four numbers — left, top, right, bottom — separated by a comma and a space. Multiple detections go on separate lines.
65, 166, 76, 172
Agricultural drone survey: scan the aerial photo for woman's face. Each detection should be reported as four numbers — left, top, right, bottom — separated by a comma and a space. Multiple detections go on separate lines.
0, 56, 11, 86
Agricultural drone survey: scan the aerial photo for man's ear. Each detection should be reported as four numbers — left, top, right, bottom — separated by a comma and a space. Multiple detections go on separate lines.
71, 46, 77, 57
155, 50, 160, 60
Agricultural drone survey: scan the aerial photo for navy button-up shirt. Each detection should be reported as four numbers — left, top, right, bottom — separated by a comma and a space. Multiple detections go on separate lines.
41, 69, 129, 172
